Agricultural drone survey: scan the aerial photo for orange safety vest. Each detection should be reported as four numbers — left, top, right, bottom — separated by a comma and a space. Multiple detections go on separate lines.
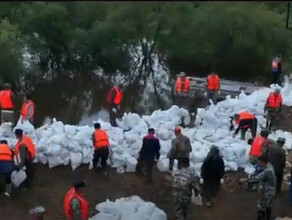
94, 129, 109, 149
175, 77, 190, 93
249, 135, 269, 157
64, 187, 88, 220
21, 100, 35, 120
0, 144, 13, 161
14, 135, 36, 163
207, 74, 220, 91
107, 86, 123, 105
267, 92, 282, 108
0, 90, 14, 109
235, 112, 255, 126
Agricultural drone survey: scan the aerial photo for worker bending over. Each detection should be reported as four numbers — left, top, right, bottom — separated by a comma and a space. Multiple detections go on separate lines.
231, 111, 257, 140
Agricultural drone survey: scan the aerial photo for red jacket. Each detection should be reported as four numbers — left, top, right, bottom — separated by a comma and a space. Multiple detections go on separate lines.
175, 77, 190, 93
249, 135, 269, 157
267, 92, 282, 109
107, 86, 123, 105
207, 74, 220, 91
0, 90, 14, 109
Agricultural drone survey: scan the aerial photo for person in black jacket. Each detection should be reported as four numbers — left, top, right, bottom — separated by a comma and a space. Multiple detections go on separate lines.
201, 145, 225, 206
267, 137, 286, 195
137, 128, 161, 183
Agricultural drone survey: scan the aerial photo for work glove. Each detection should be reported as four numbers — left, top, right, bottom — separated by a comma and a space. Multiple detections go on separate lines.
218, 90, 221, 95
204, 92, 207, 97
220, 178, 224, 184
199, 178, 204, 185
112, 108, 117, 114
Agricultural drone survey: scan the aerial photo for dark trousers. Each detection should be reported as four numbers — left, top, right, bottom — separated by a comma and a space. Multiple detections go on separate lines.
169, 158, 186, 171
92, 148, 109, 169
202, 180, 220, 203
23, 160, 34, 188
136, 159, 155, 183
271, 72, 280, 85
207, 90, 217, 104
241, 118, 257, 140
275, 171, 283, 194
109, 104, 118, 127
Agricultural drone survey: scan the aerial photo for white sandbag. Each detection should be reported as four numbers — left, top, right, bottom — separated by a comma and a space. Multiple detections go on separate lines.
125, 156, 137, 172
48, 156, 63, 168
11, 169, 27, 188
157, 157, 169, 172
156, 127, 172, 141
225, 161, 238, 171
38, 153, 48, 164
64, 125, 77, 136
70, 152, 83, 170
50, 121, 64, 134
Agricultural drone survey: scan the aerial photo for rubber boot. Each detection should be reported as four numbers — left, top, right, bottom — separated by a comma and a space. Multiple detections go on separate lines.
265, 207, 272, 220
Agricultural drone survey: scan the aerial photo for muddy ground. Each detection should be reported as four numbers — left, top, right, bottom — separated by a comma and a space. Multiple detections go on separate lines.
1, 106, 292, 220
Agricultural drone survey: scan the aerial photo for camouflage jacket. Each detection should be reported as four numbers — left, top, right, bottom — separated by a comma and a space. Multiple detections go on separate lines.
249, 162, 276, 197
172, 167, 197, 200
71, 198, 82, 220
169, 134, 192, 159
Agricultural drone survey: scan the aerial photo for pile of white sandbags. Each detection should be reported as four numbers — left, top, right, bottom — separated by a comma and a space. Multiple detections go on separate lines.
89, 196, 167, 220
0, 82, 292, 175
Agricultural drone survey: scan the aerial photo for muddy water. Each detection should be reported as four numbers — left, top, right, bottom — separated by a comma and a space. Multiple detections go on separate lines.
30, 78, 170, 127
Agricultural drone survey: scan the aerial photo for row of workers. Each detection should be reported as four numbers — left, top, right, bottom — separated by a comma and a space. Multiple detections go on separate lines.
0, 83, 34, 124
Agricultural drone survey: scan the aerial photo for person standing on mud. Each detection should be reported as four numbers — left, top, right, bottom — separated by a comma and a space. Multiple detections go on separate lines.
20, 94, 35, 124
200, 146, 225, 207
172, 158, 198, 220
0, 140, 14, 197
64, 180, 88, 220
92, 123, 110, 176
264, 87, 282, 132
267, 137, 286, 195
0, 83, 15, 124
242, 155, 276, 220
206, 72, 220, 104
168, 126, 192, 172
14, 129, 36, 190
106, 84, 123, 127
137, 128, 161, 184
231, 111, 257, 140
174, 72, 190, 108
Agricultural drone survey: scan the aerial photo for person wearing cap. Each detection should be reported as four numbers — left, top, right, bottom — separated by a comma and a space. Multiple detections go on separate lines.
20, 94, 35, 124
265, 87, 282, 131
271, 54, 282, 85
0, 140, 14, 197
92, 123, 110, 175
267, 137, 286, 195
168, 126, 192, 172
0, 83, 15, 124
106, 84, 123, 127
231, 111, 257, 140
201, 146, 225, 207
14, 128, 36, 190
249, 130, 270, 165
137, 128, 161, 183
64, 180, 88, 220
175, 72, 190, 108
206, 72, 220, 104
242, 155, 276, 220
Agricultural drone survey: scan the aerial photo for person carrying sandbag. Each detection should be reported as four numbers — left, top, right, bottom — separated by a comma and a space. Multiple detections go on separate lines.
14, 128, 36, 190
0, 139, 14, 197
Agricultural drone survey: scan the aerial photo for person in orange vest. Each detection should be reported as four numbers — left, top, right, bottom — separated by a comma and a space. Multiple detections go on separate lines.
271, 54, 282, 86
206, 72, 220, 104
264, 87, 282, 131
231, 111, 257, 140
107, 84, 123, 127
0, 140, 14, 197
64, 180, 88, 220
20, 94, 35, 124
92, 123, 110, 176
14, 128, 36, 190
0, 83, 15, 124
175, 72, 190, 109
249, 130, 270, 165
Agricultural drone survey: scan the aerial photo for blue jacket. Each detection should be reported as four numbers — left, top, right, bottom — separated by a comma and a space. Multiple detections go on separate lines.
139, 134, 161, 161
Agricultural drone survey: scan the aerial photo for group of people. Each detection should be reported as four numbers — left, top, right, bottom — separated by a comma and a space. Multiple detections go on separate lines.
0, 129, 36, 197
0, 83, 35, 125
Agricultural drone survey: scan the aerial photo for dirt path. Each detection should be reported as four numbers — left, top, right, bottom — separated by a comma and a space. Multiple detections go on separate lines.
0, 164, 291, 220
